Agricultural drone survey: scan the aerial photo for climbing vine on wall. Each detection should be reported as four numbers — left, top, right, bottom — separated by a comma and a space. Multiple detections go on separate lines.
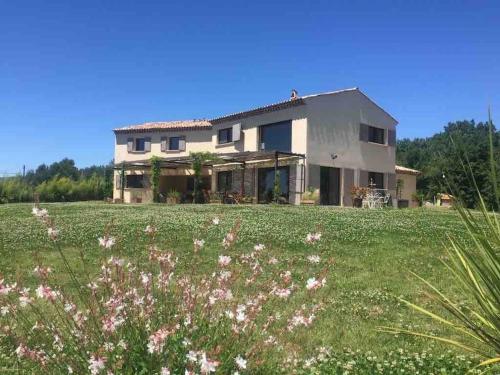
150, 156, 161, 203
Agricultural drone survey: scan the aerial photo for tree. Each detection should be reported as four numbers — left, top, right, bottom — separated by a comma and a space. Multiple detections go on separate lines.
150, 156, 161, 203
397, 120, 499, 209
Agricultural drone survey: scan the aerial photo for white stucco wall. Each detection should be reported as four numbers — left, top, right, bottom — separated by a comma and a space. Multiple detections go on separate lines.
114, 129, 213, 164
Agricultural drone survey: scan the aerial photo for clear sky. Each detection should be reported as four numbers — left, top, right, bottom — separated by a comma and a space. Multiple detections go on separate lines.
1, 0, 499, 174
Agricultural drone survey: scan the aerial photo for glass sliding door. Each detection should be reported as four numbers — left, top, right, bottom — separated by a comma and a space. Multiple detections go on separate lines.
257, 166, 289, 203
320, 167, 340, 205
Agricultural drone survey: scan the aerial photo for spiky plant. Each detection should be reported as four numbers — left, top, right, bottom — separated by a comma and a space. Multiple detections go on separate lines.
379, 110, 500, 368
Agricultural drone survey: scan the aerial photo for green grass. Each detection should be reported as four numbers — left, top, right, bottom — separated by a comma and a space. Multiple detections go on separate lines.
0, 202, 487, 372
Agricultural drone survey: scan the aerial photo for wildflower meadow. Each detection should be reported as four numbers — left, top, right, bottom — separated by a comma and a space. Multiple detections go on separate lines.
0, 203, 495, 373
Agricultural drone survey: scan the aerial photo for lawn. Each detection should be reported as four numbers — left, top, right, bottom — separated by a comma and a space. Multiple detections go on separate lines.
0, 203, 487, 373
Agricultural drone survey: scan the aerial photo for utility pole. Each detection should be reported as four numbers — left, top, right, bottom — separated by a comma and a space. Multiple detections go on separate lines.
22, 165, 26, 178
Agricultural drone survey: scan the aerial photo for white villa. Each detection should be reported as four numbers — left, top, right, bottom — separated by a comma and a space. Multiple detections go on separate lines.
113, 87, 418, 206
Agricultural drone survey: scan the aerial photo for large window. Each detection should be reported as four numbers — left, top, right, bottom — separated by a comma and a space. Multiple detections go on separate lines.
126, 175, 145, 188
368, 126, 385, 144
217, 171, 233, 192
259, 120, 292, 152
257, 166, 289, 203
218, 128, 233, 144
169, 137, 181, 150
135, 138, 146, 151
368, 172, 384, 189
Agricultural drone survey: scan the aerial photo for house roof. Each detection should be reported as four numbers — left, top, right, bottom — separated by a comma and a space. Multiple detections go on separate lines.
113, 87, 397, 132
395, 165, 421, 175
113, 120, 211, 134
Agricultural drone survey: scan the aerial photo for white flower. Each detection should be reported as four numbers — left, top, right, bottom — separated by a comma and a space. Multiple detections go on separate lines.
32, 207, 48, 218
186, 350, 198, 363
48, 227, 60, 240
235, 355, 247, 370
193, 239, 205, 251
218, 255, 231, 267
67, 365, 73, 374
212, 217, 220, 225
161, 368, 171, 375
306, 277, 326, 290
98, 236, 116, 250
307, 255, 321, 264
144, 225, 156, 234
254, 244, 265, 252
1, 306, 9, 316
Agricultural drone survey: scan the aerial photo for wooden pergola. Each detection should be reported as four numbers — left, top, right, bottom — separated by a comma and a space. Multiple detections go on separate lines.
113, 150, 306, 201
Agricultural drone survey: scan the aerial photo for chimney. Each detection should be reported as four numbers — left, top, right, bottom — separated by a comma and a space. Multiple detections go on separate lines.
290, 89, 298, 100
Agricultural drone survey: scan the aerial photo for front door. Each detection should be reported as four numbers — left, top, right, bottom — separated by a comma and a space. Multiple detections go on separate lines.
320, 167, 340, 205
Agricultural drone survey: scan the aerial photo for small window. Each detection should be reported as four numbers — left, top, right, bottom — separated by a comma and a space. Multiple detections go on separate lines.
135, 138, 145, 151
368, 172, 384, 189
169, 137, 181, 150
218, 128, 233, 144
368, 126, 385, 144
217, 171, 233, 192
126, 175, 144, 188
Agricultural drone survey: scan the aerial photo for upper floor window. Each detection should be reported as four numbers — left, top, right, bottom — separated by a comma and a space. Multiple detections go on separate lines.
368, 126, 385, 144
259, 120, 292, 152
135, 138, 146, 151
368, 172, 384, 189
127, 137, 150, 153
218, 128, 233, 144
169, 136, 181, 150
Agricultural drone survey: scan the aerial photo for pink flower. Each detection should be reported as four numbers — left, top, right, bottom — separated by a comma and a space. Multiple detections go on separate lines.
0, 280, 12, 295
147, 327, 171, 354
35, 285, 59, 301
199, 352, 219, 374
218, 255, 231, 267
88, 355, 106, 375
305, 232, 321, 244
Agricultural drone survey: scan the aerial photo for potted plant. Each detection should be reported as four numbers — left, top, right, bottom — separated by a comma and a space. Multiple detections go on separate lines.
301, 186, 319, 205
166, 189, 180, 204
350, 186, 367, 208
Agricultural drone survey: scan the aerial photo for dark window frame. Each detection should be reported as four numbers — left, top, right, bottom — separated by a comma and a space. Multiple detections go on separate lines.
259, 120, 292, 152
125, 174, 145, 189
134, 138, 146, 152
368, 126, 385, 144
217, 171, 233, 192
368, 172, 384, 189
168, 136, 181, 151
218, 128, 233, 144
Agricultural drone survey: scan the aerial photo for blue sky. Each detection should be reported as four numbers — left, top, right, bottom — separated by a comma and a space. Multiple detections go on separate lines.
1, 0, 499, 174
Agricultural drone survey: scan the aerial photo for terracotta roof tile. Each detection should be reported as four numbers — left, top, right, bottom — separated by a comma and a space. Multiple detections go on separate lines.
113, 120, 211, 133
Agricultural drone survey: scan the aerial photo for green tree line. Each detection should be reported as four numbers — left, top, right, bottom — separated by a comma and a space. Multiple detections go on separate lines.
0, 158, 113, 203
397, 119, 500, 209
